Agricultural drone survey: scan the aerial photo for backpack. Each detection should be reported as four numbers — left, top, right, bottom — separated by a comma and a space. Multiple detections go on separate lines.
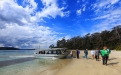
107, 49, 111, 53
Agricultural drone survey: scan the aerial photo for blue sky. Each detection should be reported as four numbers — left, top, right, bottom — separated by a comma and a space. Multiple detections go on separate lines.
0, 0, 121, 48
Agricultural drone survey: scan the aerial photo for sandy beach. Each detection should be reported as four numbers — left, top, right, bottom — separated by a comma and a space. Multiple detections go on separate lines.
54, 50, 121, 75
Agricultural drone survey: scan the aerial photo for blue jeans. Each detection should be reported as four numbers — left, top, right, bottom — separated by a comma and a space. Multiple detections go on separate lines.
85, 54, 88, 58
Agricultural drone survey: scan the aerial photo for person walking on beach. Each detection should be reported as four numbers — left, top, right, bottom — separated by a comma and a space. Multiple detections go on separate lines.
101, 46, 110, 65
70, 51, 73, 58
91, 49, 95, 59
100, 49, 103, 61
77, 50, 80, 59
95, 48, 100, 61
84, 49, 88, 59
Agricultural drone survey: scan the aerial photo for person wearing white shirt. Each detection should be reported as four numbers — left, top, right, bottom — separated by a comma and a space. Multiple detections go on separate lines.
70, 51, 73, 58
91, 50, 95, 59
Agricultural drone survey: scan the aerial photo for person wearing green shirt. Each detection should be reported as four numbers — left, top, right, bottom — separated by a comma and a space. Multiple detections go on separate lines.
101, 46, 110, 65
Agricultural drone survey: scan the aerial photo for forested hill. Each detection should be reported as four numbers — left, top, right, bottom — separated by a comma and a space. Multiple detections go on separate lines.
0, 47, 19, 50
52, 25, 121, 50
0, 47, 35, 50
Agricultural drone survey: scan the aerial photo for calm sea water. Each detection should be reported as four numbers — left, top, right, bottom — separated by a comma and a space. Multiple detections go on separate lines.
0, 50, 35, 61
0, 50, 70, 75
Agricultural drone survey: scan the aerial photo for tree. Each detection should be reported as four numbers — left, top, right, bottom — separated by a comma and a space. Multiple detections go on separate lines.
49, 44, 54, 48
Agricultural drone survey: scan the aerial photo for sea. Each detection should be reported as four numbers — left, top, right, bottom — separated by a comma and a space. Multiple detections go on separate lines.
0, 50, 70, 75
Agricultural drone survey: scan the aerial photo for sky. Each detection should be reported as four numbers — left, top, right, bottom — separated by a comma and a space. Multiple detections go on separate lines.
0, 0, 121, 49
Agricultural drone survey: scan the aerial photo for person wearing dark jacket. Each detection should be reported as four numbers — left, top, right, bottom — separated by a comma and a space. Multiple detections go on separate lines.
77, 50, 80, 59
84, 49, 88, 59
95, 48, 100, 61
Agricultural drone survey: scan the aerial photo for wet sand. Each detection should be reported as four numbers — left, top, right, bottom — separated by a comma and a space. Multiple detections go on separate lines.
55, 50, 121, 75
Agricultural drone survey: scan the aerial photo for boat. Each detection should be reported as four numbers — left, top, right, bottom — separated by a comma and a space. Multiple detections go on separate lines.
34, 48, 69, 59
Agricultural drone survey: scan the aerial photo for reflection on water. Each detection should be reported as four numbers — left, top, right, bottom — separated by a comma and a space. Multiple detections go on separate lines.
0, 58, 70, 75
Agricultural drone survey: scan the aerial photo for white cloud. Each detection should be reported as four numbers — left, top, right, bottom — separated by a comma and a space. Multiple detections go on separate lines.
36, 0, 69, 18
0, 44, 4, 47
93, 0, 119, 9
92, 0, 120, 15
0, 23, 58, 48
77, 0, 80, 3
77, 9, 82, 15
94, 7, 121, 20
76, 3, 86, 16
62, 1, 67, 5
23, 0, 38, 14
0, 0, 68, 48
93, 14, 110, 20
111, 0, 119, 5
91, 8, 121, 33
90, 0, 121, 33
82, 5, 86, 11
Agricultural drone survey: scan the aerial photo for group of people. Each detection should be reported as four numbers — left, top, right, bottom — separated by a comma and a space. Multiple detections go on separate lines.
71, 46, 111, 66
90, 46, 111, 65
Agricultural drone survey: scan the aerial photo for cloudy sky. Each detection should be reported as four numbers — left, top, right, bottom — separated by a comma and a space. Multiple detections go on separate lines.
0, 0, 121, 49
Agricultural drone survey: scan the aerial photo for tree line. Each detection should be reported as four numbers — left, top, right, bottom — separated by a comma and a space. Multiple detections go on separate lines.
50, 25, 121, 50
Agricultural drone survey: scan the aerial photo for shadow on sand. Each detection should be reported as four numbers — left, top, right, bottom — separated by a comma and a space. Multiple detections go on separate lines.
108, 62, 119, 66
108, 58, 117, 61
87, 57, 92, 59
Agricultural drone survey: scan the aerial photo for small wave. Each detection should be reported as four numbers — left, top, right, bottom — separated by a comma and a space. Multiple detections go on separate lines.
9, 55, 35, 58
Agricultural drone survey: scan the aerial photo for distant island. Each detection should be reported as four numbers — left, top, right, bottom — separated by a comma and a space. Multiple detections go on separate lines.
0, 47, 35, 50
